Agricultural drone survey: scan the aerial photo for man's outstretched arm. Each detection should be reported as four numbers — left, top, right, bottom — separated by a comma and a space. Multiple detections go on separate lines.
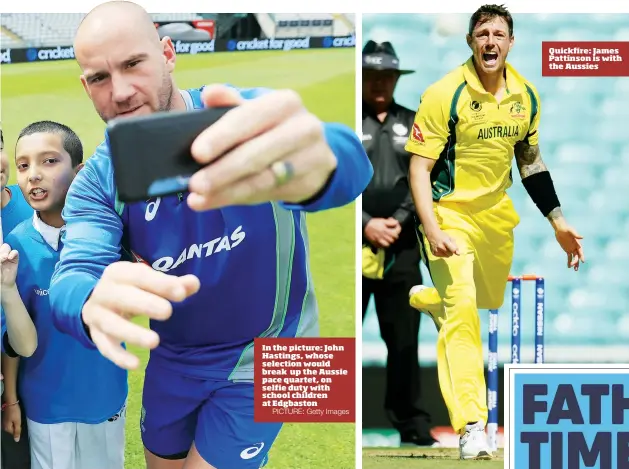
515, 140, 585, 268
282, 122, 373, 212
186, 86, 372, 213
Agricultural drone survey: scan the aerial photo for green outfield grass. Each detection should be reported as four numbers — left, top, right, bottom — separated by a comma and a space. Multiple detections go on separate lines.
363, 448, 504, 469
1, 48, 356, 469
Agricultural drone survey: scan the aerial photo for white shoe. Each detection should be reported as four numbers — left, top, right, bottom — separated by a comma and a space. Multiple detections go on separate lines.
459, 423, 493, 460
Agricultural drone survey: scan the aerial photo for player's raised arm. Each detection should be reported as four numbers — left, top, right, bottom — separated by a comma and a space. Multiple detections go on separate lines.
186, 85, 373, 213
286, 121, 373, 212
514, 90, 585, 270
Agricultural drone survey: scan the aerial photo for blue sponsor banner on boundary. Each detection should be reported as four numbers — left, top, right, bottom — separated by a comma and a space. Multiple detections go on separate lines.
505, 365, 629, 469
0, 35, 355, 65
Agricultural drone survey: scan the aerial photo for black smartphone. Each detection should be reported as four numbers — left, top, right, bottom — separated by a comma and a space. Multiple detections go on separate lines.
106, 106, 234, 202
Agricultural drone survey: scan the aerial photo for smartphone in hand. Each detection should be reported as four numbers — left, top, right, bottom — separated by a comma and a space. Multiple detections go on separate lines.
106, 106, 233, 202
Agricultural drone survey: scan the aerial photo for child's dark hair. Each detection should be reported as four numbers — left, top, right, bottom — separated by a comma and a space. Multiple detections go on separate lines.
17, 121, 83, 167
0, 128, 4, 151
469, 4, 513, 37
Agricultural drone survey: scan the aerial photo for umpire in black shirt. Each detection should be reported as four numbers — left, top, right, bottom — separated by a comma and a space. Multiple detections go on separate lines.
361, 40, 437, 447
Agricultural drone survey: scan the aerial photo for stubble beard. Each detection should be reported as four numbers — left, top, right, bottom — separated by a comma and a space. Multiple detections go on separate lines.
158, 72, 175, 113
98, 72, 176, 123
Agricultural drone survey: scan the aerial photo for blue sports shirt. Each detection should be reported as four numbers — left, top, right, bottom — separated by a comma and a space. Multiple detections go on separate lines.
50, 85, 372, 381
3, 219, 128, 424
1, 185, 34, 237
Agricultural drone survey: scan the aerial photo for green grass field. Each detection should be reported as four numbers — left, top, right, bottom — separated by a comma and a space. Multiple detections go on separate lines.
1, 48, 357, 469
363, 448, 504, 469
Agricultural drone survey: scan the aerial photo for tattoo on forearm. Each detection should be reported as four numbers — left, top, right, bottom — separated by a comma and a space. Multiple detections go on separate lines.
515, 142, 548, 178
546, 207, 563, 221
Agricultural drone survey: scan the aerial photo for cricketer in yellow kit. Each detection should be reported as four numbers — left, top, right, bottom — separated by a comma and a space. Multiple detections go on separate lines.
405, 4, 585, 460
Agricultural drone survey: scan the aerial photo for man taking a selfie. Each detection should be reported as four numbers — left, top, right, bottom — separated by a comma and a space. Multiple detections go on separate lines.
49, 2, 372, 469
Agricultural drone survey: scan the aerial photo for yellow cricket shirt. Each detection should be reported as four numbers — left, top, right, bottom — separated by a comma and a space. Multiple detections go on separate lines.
405, 57, 541, 203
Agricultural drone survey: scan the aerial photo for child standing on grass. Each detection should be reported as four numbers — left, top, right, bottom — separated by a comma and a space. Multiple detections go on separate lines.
1, 121, 128, 469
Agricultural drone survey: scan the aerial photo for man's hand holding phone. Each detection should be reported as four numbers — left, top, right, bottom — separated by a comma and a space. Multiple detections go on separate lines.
186, 85, 338, 211
108, 85, 338, 208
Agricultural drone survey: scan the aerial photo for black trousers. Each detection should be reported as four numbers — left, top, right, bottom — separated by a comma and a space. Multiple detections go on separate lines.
362, 244, 433, 437
1, 398, 31, 469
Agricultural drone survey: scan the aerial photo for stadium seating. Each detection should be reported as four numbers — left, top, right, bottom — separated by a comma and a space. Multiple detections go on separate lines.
261, 13, 353, 38
362, 13, 629, 365
272, 14, 336, 38
0, 13, 353, 47
0, 29, 21, 48
0, 13, 203, 47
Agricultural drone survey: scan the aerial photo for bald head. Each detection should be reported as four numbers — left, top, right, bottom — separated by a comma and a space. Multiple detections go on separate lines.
81, 0, 152, 24
74, 1, 178, 122
75, 1, 160, 63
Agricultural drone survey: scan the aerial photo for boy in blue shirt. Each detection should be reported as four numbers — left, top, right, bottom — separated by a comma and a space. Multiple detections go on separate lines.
1, 127, 37, 469
3, 121, 128, 469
